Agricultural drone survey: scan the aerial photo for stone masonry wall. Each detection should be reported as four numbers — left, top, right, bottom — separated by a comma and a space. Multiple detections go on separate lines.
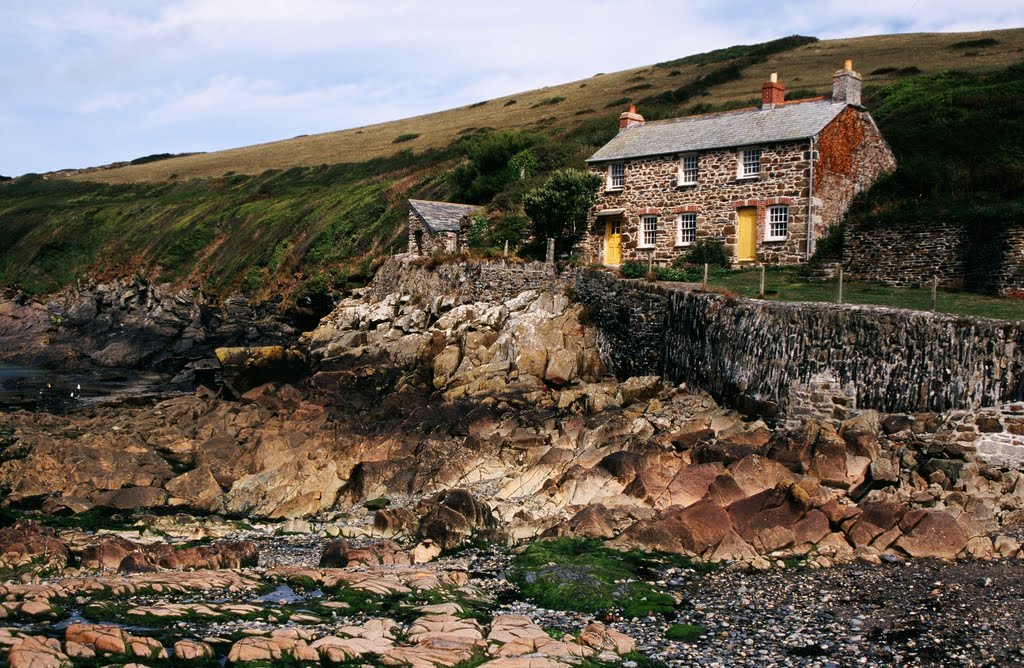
814, 107, 897, 249
369, 255, 558, 304
570, 269, 1024, 417
845, 218, 1024, 294
407, 211, 458, 256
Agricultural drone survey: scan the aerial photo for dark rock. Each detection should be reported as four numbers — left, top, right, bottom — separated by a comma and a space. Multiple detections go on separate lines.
976, 416, 1003, 433
881, 415, 915, 434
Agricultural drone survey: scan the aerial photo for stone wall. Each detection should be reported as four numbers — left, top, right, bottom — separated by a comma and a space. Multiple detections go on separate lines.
570, 269, 1024, 416
813, 107, 897, 249
407, 210, 459, 256
368, 259, 1024, 418
369, 255, 558, 304
844, 217, 1024, 294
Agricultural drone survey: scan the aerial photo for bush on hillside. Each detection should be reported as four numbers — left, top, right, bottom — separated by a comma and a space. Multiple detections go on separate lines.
450, 129, 539, 203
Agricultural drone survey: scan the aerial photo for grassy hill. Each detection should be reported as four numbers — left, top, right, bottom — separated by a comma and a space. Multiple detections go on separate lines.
2, 27, 1023, 305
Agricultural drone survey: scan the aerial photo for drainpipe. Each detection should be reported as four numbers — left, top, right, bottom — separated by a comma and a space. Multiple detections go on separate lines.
806, 136, 815, 261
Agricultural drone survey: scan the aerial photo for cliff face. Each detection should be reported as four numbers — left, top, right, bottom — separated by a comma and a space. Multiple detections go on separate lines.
0, 279, 296, 379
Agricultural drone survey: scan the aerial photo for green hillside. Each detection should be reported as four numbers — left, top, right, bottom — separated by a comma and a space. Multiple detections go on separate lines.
1, 28, 1022, 305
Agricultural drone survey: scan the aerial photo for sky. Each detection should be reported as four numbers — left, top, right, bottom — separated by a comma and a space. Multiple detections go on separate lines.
1, 1, 1022, 176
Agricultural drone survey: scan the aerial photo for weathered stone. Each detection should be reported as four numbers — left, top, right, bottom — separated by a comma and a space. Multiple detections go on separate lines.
895, 510, 969, 560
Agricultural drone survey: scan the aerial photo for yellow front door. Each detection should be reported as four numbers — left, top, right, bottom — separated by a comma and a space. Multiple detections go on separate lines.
605, 218, 622, 265
737, 207, 757, 261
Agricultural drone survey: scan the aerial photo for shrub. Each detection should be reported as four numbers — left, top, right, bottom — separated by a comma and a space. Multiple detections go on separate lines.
392, 133, 420, 144
531, 96, 566, 108
812, 224, 844, 261
620, 261, 647, 278
680, 239, 729, 268
450, 129, 539, 202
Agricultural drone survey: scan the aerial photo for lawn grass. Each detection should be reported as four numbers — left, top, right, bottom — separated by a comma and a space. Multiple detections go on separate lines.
696, 268, 1024, 321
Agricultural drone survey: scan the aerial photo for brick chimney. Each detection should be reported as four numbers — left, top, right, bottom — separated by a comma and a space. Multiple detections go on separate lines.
619, 104, 645, 130
761, 72, 786, 109
832, 59, 862, 106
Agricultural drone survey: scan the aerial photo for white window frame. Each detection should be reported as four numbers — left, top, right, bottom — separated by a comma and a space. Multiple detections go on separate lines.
766, 205, 789, 241
639, 215, 658, 248
738, 148, 762, 178
678, 154, 699, 185
676, 213, 696, 246
608, 163, 625, 190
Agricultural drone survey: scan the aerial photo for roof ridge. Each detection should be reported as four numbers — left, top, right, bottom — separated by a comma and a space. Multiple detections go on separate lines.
644, 97, 835, 126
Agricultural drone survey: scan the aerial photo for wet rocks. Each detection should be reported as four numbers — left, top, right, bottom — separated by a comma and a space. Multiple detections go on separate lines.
0, 523, 69, 575
80, 539, 258, 572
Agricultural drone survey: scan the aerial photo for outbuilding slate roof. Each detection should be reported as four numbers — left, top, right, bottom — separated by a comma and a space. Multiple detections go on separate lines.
587, 99, 847, 163
409, 199, 480, 233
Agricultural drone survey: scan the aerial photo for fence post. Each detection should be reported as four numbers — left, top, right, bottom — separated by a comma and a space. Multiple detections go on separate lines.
931, 275, 938, 312
545, 238, 555, 265
648, 251, 653, 273
837, 267, 844, 305
503, 240, 509, 258
703, 263, 709, 290
759, 265, 766, 297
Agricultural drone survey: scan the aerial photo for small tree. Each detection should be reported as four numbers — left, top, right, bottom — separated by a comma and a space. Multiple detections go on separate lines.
522, 169, 603, 251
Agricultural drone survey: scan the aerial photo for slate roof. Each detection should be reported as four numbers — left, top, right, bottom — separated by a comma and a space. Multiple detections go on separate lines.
587, 99, 847, 163
409, 199, 479, 233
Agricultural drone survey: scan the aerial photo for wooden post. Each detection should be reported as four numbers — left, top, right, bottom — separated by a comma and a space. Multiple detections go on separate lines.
703, 263, 709, 290
838, 267, 844, 305
503, 240, 509, 258
648, 251, 653, 273
931, 275, 938, 312
759, 265, 766, 297
546, 238, 555, 265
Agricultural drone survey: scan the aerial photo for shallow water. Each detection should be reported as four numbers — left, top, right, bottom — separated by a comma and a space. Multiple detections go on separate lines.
0, 363, 170, 411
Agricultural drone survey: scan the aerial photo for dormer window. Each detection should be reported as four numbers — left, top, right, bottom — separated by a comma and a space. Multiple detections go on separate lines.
738, 148, 762, 178
608, 163, 625, 190
678, 154, 698, 185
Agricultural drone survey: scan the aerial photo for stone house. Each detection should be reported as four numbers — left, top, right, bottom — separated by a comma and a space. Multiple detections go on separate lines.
581, 61, 896, 267
407, 199, 480, 256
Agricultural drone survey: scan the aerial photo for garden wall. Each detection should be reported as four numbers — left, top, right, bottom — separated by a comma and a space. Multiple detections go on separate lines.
844, 218, 1024, 295
571, 269, 1024, 416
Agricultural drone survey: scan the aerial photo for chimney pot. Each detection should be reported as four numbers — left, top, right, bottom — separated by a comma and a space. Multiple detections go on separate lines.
844, 59, 853, 71
628, 104, 636, 114
770, 72, 778, 83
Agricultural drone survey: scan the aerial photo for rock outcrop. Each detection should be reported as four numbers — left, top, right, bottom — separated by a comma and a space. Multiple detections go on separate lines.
0, 278, 296, 377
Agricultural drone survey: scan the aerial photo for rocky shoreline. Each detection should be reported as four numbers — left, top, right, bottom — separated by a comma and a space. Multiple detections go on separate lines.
2, 262, 1024, 665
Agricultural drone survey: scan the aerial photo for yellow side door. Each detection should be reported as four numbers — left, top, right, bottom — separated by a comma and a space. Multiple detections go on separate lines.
737, 207, 757, 261
605, 218, 622, 265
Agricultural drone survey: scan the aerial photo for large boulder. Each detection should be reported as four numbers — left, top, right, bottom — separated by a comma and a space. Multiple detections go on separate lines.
895, 509, 969, 560
414, 489, 503, 550
614, 499, 732, 556
215, 346, 307, 398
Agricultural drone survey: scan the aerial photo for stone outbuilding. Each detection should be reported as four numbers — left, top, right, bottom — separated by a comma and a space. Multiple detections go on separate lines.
581, 61, 896, 267
407, 199, 480, 256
